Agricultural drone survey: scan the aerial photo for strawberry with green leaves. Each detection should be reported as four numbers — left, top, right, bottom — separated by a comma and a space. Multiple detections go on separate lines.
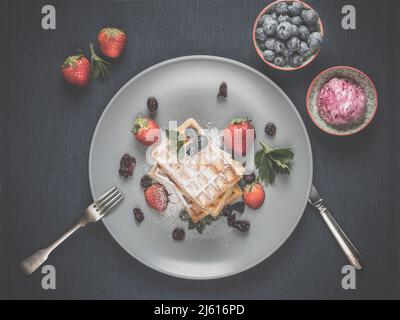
132, 116, 160, 146
242, 181, 265, 209
61, 54, 90, 87
97, 28, 127, 59
224, 118, 255, 156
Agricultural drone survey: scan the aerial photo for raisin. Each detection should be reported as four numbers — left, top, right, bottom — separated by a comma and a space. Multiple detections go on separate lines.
172, 228, 185, 241
140, 175, 152, 188
147, 97, 158, 115
227, 214, 236, 227
119, 154, 136, 177
231, 201, 245, 214
233, 220, 250, 233
243, 172, 256, 184
133, 208, 144, 222
217, 81, 227, 99
264, 122, 276, 136
221, 205, 233, 217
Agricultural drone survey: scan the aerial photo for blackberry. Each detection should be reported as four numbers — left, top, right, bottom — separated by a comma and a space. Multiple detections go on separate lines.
140, 175, 152, 188
227, 214, 236, 227
221, 205, 233, 217
265, 122, 276, 136
233, 220, 250, 233
119, 154, 136, 177
147, 97, 158, 115
243, 172, 256, 184
217, 81, 228, 99
172, 228, 185, 241
231, 201, 245, 214
133, 208, 144, 222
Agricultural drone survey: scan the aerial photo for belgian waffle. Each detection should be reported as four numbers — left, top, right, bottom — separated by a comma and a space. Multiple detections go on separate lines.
149, 165, 242, 222
151, 118, 245, 211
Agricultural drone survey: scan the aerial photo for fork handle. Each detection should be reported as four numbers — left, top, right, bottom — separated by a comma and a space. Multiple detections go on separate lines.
313, 200, 362, 270
20, 220, 86, 275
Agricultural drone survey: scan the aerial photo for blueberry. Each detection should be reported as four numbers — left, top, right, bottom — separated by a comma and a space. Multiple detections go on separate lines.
221, 205, 233, 217
298, 41, 311, 56
271, 12, 277, 20
265, 38, 276, 50
301, 9, 319, 26
291, 24, 298, 36
276, 2, 289, 15
289, 54, 304, 67
140, 175, 153, 188
233, 220, 250, 233
197, 135, 208, 149
308, 32, 323, 50
257, 41, 266, 50
255, 27, 266, 42
258, 14, 271, 26
291, 16, 302, 26
263, 49, 275, 62
287, 36, 300, 51
276, 22, 293, 40
172, 228, 185, 241
185, 127, 198, 139
282, 47, 293, 57
231, 201, 245, 214
277, 14, 290, 23
288, 2, 303, 16
263, 19, 278, 36
186, 143, 198, 156
264, 122, 277, 136
298, 25, 310, 40
274, 40, 285, 54
227, 214, 236, 227
133, 208, 144, 222
273, 55, 285, 67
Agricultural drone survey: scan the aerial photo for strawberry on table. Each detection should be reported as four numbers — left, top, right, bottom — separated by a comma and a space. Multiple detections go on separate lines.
144, 183, 169, 212
242, 182, 265, 209
61, 54, 90, 87
97, 27, 127, 59
224, 118, 255, 156
132, 116, 160, 146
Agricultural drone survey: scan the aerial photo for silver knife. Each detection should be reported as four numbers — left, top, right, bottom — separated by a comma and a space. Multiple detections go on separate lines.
309, 185, 362, 270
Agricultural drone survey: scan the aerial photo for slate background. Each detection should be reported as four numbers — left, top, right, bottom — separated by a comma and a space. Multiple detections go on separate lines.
1, 0, 399, 299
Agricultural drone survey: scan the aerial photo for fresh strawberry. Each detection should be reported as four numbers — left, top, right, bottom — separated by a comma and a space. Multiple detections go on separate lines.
97, 27, 127, 59
144, 183, 169, 212
132, 116, 160, 146
224, 118, 255, 156
242, 182, 265, 209
61, 54, 90, 87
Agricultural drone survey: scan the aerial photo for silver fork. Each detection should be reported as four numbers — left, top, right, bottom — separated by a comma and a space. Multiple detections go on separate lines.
20, 186, 124, 275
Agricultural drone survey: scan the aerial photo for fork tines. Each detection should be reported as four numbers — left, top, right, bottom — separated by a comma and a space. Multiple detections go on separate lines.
95, 186, 124, 214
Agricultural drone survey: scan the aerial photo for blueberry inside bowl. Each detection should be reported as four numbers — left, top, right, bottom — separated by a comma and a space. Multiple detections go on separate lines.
252, 0, 324, 71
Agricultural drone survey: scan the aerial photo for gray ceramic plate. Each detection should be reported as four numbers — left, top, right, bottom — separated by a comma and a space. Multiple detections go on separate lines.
89, 56, 313, 279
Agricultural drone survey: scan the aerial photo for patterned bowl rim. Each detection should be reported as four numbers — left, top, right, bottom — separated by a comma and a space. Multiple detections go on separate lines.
252, 0, 324, 71
306, 65, 378, 136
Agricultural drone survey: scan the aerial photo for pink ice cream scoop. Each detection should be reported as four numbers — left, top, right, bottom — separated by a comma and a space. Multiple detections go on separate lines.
317, 77, 367, 126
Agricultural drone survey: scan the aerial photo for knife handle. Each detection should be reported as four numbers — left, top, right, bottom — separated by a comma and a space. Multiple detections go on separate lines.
313, 200, 362, 270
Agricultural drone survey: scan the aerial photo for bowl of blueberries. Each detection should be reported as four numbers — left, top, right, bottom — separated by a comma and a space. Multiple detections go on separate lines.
253, 0, 324, 71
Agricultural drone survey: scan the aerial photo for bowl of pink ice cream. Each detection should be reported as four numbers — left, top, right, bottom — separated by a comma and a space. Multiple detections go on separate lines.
306, 66, 378, 136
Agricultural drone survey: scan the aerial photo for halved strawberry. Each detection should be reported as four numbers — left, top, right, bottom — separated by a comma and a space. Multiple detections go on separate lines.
144, 183, 169, 212
223, 118, 255, 156
61, 54, 90, 87
132, 116, 160, 146
97, 27, 127, 59
242, 182, 265, 209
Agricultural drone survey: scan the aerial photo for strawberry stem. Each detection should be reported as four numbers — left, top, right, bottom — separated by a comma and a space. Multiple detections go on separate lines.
89, 43, 112, 80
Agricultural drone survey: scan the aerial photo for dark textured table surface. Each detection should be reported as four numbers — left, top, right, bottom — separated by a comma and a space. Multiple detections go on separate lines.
1, 0, 399, 299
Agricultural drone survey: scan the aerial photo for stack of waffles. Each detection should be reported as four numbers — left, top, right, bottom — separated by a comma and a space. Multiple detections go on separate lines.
150, 118, 245, 222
